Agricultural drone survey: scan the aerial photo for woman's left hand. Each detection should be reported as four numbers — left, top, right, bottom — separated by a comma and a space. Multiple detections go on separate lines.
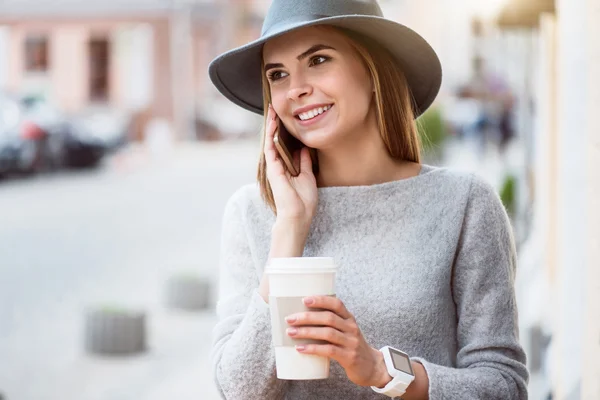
285, 296, 390, 388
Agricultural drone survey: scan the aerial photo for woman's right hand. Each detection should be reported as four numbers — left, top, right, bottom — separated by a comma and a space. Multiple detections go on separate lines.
264, 104, 318, 230
260, 104, 318, 302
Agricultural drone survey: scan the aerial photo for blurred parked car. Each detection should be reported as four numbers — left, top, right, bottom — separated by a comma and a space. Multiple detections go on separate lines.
21, 97, 132, 169
20, 95, 70, 172
0, 92, 40, 176
1, 93, 132, 176
71, 107, 131, 151
65, 107, 132, 167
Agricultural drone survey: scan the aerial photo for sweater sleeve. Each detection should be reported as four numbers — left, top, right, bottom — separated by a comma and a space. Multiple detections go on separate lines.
412, 174, 529, 400
211, 188, 288, 399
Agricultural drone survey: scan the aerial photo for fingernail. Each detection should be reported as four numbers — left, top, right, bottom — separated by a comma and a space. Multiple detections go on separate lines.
296, 345, 305, 352
285, 316, 296, 323
287, 328, 297, 336
303, 297, 314, 305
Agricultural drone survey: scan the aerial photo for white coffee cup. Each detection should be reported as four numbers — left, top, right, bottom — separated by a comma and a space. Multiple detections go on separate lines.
266, 257, 337, 380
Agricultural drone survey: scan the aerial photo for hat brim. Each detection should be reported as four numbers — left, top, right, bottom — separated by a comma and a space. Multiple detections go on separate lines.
208, 15, 442, 117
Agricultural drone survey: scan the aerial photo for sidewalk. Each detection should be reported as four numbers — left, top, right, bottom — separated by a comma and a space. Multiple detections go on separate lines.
0, 139, 258, 400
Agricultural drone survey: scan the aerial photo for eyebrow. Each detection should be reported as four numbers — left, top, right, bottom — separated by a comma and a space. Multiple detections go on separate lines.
264, 44, 336, 73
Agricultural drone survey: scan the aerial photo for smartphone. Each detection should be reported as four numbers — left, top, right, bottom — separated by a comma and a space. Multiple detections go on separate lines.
273, 119, 303, 176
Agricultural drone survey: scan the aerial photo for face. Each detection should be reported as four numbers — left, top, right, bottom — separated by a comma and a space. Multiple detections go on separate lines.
262, 26, 375, 150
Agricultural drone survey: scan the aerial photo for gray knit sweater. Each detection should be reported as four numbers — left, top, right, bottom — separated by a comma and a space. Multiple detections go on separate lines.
211, 164, 529, 399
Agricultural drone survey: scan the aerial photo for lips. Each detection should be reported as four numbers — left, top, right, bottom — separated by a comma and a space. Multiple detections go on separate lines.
296, 105, 334, 127
294, 104, 334, 121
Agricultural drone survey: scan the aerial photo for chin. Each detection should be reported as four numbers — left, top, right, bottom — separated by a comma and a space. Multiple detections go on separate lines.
296, 127, 342, 150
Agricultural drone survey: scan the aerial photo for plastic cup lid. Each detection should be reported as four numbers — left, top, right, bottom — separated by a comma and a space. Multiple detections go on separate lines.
266, 257, 336, 273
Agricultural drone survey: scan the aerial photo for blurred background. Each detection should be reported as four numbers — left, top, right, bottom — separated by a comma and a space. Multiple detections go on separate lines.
0, 0, 598, 399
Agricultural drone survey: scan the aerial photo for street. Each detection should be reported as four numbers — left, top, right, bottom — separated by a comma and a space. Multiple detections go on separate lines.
0, 140, 258, 400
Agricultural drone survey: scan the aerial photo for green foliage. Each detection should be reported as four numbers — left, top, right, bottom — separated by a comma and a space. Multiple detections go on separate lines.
417, 107, 447, 153
499, 174, 517, 217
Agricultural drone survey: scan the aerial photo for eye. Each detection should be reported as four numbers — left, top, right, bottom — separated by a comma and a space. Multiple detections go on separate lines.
267, 70, 288, 82
309, 55, 330, 66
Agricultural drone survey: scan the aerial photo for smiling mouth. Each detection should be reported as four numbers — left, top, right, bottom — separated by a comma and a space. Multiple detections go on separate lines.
295, 104, 334, 121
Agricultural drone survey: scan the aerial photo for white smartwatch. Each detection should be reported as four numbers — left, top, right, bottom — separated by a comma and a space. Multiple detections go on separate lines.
370, 346, 415, 398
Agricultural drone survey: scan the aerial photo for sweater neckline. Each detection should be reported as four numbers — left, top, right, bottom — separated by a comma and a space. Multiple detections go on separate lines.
316, 163, 436, 194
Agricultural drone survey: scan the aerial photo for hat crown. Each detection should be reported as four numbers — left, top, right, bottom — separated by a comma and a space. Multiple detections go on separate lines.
262, 0, 383, 36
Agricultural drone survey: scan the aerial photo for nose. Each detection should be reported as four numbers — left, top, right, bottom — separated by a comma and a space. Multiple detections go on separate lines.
287, 75, 313, 102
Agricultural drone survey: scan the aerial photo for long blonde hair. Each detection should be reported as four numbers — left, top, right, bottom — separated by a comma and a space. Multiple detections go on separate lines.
257, 27, 422, 214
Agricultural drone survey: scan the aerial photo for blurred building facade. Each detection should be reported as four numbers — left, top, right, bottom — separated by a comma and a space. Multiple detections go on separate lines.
0, 0, 264, 141
547, 0, 600, 398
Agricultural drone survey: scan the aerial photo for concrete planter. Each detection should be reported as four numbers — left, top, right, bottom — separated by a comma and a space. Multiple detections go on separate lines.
84, 308, 146, 355
165, 275, 212, 311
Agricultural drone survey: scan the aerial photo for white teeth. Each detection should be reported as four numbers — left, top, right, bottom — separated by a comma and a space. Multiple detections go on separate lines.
298, 105, 332, 121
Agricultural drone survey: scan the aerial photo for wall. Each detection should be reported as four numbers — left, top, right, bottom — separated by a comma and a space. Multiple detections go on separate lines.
553, 0, 588, 397
582, 0, 600, 397
51, 25, 89, 111
0, 26, 9, 90
1, 17, 175, 142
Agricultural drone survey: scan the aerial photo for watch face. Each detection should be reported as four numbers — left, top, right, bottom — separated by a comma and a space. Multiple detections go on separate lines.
389, 348, 414, 375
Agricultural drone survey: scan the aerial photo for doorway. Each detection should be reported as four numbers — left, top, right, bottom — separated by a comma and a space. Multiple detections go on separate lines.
89, 37, 110, 102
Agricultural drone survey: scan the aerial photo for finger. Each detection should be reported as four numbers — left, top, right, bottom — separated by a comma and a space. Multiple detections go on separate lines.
304, 296, 353, 320
296, 344, 348, 364
263, 108, 286, 178
299, 146, 314, 175
286, 310, 347, 331
263, 105, 277, 161
287, 326, 347, 346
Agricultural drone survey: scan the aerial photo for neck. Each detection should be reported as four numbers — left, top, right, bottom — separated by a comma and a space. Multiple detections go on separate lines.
315, 130, 420, 188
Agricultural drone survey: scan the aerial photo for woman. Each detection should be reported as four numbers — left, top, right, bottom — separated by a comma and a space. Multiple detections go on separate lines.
208, 1, 529, 399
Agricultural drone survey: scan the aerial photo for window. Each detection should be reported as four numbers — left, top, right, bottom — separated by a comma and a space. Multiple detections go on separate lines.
25, 36, 49, 72
89, 38, 110, 102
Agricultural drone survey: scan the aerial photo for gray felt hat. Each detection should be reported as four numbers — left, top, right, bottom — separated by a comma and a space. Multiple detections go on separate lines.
208, 0, 442, 117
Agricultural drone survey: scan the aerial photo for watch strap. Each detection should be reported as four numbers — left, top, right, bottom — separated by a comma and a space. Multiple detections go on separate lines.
370, 374, 410, 397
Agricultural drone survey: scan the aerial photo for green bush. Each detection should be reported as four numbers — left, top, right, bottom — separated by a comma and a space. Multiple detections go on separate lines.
417, 107, 447, 153
499, 174, 517, 218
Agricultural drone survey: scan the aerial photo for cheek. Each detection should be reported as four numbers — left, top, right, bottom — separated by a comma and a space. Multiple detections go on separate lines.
330, 68, 372, 109
317, 73, 344, 100
270, 91, 301, 136
336, 83, 373, 122
348, 74, 373, 104
270, 91, 288, 116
